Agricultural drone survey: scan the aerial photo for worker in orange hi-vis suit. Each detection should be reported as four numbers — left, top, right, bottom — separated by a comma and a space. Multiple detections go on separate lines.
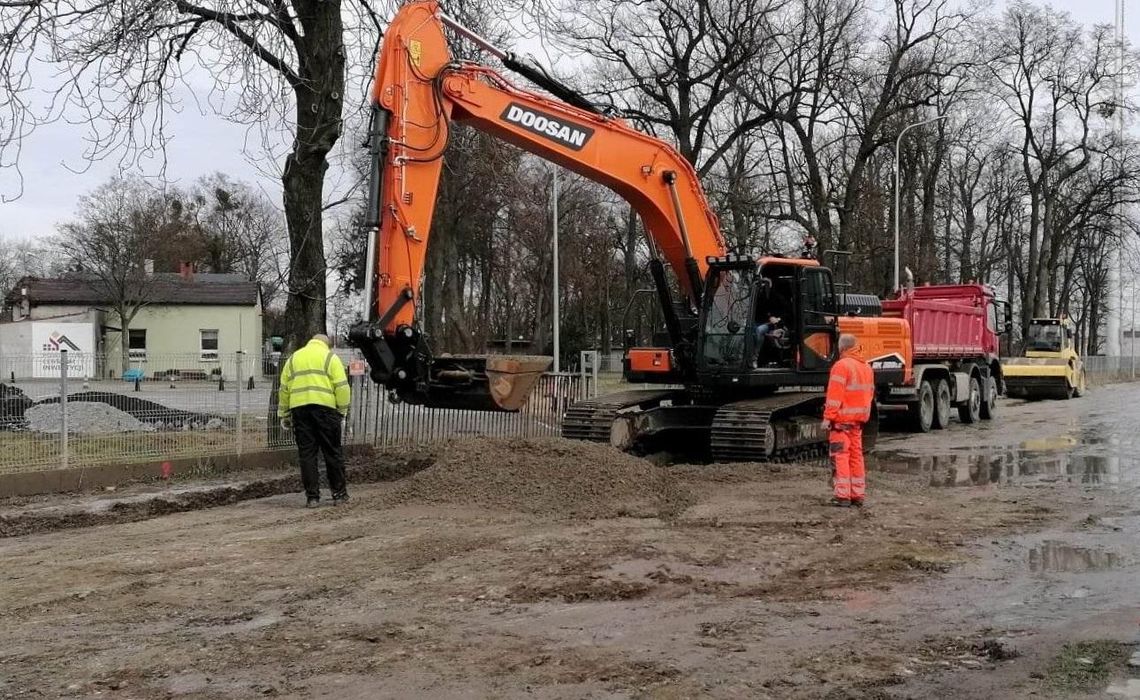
821, 334, 875, 507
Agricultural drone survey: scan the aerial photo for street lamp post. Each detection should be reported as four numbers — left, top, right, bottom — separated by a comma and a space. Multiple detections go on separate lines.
552, 167, 561, 373
894, 114, 949, 291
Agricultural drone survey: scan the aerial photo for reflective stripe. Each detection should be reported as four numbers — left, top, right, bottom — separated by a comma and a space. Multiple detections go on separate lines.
825, 399, 841, 407
324, 352, 334, 372
292, 369, 328, 378
333, 380, 350, 388
291, 386, 336, 396
829, 375, 848, 386
839, 407, 869, 415
847, 383, 874, 391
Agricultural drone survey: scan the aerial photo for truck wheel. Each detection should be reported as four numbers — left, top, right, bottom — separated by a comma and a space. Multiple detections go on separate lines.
932, 378, 952, 429
907, 379, 935, 433
980, 376, 997, 420
958, 375, 981, 423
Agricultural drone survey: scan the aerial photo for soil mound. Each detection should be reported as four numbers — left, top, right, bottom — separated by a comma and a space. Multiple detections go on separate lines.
386, 437, 692, 519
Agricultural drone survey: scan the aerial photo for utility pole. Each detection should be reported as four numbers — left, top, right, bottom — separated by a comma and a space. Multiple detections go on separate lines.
1107, 0, 1125, 358
552, 167, 561, 372
894, 114, 949, 291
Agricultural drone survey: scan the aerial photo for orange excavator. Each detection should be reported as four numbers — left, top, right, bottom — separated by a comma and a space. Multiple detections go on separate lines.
349, 1, 913, 459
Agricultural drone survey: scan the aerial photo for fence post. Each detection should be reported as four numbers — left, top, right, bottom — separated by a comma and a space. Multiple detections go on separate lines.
59, 349, 69, 470
235, 351, 244, 457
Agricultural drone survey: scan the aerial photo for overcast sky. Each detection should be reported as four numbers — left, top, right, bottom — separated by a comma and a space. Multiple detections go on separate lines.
0, 0, 1135, 240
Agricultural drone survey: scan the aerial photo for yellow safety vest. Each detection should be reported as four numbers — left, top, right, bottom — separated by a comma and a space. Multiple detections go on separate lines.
277, 340, 351, 417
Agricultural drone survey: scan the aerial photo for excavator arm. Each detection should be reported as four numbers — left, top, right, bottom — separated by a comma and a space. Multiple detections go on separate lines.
350, 0, 726, 410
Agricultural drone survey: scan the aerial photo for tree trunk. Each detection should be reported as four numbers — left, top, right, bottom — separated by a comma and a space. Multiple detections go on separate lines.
119, 311, 131, 377
280, 0, 345, 350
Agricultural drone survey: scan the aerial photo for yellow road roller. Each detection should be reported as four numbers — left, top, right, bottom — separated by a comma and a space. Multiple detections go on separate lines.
1004, 317, 1086, 400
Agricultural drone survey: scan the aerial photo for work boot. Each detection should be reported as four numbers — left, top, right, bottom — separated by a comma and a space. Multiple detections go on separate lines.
851, 499, 865, 508
829, 498, 851, 508
306, 498, 320, 509
332, 493, 350, 506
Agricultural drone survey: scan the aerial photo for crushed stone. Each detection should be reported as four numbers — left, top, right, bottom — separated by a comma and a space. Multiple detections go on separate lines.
35, 391, 216, 427
384, 437, 693, 519
25, 402, 156, 434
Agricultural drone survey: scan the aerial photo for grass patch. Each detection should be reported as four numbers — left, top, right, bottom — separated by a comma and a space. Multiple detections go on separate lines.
1043, 640, 1133, 692
0, 417, 273, 474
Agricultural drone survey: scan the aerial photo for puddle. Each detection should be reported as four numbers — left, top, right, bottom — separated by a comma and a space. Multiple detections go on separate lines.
1028, 541, 1120, 573
872, 448, 1137, 487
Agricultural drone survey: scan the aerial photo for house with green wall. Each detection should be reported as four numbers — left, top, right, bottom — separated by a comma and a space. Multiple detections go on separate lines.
2, 268, 262, 380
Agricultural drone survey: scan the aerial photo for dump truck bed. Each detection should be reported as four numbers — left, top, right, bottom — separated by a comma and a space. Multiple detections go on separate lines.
881, 284, 998, 362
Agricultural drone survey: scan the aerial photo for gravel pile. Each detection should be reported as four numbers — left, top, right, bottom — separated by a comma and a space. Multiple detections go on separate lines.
386, 437, 693, 519
25, 402, 156, 434
34, 392, 222, 430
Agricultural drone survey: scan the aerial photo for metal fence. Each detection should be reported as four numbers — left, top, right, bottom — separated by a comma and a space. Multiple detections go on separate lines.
0, 350, 596, 476
1083, 355, 1139, 383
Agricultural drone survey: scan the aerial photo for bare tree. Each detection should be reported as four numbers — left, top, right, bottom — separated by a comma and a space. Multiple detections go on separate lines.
985, 3, 1138, 331
523, 0, 780, 177
56, 176, 173, 374
1, 0, 393, 349
189, 174, 289, 306
0, 237, 57, 302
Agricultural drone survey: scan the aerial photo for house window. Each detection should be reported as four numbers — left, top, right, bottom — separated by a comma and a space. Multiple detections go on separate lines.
128, 329, 147, 360
200, 329, 219, 361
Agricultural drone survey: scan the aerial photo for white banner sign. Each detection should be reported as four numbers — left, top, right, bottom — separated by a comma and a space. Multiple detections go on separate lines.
31, 322, 96, 379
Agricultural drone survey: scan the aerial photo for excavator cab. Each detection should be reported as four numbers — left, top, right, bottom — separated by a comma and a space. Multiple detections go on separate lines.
695, 256, 839, 389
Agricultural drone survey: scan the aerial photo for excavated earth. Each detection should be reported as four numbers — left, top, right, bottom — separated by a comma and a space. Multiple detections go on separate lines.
3, 384, 1140, 699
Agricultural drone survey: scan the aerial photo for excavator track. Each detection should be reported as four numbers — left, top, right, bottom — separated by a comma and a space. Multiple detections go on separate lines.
561, 389, 685, 443
709, 393, 828, 463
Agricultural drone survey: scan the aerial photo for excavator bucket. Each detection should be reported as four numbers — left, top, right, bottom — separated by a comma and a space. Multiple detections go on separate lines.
1003, 358, 1073, 400
420, 354, 553, 412
486, 355, 555, 410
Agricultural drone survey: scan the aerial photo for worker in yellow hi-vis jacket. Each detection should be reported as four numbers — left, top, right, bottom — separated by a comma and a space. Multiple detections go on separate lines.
278, 334, 352, 508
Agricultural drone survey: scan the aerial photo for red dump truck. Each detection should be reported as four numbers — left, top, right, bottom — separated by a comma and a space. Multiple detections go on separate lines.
875, 283, 1010, 432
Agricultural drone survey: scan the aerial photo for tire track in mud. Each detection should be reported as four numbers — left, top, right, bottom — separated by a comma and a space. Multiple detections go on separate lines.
0, 452, 432, 538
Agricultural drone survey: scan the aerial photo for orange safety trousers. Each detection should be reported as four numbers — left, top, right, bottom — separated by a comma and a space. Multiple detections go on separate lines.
830, 425, 865, 501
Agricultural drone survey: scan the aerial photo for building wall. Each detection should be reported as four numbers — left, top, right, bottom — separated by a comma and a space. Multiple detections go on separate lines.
101, 303, 263, 367
0, 319, 99, 379
0, 320, 33, 364
24, 306, 98, 323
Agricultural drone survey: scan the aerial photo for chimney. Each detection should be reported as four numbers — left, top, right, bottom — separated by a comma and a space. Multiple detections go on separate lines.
179, 261, 195, 281
144, 259, 154, 276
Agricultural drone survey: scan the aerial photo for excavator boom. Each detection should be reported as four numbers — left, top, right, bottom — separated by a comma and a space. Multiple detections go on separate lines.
350, 0, 725, 410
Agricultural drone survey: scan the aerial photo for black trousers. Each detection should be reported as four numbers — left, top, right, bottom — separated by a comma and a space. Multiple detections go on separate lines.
291, 404, 346, 500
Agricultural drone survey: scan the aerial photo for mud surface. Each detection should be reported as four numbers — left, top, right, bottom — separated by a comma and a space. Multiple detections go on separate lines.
2, 387, 1140, 698
0, 450, 428, 538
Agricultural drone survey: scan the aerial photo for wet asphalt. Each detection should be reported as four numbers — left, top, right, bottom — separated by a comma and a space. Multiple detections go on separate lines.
871, 382, 1140, 697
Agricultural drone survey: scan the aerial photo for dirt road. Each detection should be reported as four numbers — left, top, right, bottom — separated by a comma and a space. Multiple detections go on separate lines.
2, 385, 1140, 699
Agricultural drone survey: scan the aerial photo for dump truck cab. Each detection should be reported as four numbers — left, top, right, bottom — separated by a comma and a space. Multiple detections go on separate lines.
1004, 318, 1086, 400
